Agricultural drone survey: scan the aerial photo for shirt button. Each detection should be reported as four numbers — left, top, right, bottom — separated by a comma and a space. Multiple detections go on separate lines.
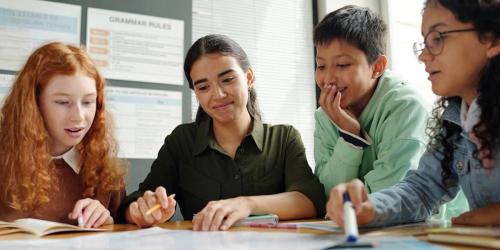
456, 160, 464, 171
234, 174, 240, 180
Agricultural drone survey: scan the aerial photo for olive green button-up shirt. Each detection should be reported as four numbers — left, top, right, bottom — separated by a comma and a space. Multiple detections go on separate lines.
119, 118, 325, 220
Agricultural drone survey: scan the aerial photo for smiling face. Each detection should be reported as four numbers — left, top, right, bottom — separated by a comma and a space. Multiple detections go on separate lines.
419, 3, 491, 103
315, 39, 380, 113
38, 73, 97, 156
190, 54, 253, 124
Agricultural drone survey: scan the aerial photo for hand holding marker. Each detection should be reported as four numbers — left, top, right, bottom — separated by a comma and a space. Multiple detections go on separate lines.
343, 192, 359, 242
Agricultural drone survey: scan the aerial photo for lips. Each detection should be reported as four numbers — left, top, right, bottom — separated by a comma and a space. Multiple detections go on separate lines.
212, 102, 233, 111
65, 127, 85, 138
426, 69, 441, 82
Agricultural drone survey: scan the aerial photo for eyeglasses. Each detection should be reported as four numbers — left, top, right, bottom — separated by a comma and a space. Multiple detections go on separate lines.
413, 28, 476, 57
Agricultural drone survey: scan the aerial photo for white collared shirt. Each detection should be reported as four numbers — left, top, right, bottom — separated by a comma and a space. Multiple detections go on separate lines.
51, 147, 81, 174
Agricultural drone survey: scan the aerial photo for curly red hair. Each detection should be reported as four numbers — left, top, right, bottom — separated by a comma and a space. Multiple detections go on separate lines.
0, 42, 126, 211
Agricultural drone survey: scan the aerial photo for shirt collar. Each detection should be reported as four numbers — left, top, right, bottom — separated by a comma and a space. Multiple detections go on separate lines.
192, 117, 264, 156
51, 147, 81, 174
441, 99, 462, 127
460, 98, 481, 133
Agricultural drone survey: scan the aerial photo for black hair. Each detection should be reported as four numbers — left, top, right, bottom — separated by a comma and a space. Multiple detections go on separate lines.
313, 5, 387, 64
425, 0, 500, 186
184, 34, 261, 122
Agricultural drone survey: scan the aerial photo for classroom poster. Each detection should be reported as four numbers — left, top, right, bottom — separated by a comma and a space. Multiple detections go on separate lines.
87, 8, 184, 85
0, 0, 81, 71
106, 86, 182, 159
0, 74, 14, 106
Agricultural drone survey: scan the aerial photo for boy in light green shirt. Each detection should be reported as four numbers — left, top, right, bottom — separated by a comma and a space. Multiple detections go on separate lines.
313, 4, 467, 219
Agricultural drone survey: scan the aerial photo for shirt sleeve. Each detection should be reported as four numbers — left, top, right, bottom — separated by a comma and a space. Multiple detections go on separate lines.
117, 135, 179, 223
283, 126, 326, 218
362, 100, 429, 193
314, 109, 365, 197
368, 148, 461, 227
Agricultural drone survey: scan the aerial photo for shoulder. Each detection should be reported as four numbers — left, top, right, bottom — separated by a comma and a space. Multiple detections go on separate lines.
262, 123, 302, 140
165, 121, 199, 143
374, 70, 431, 114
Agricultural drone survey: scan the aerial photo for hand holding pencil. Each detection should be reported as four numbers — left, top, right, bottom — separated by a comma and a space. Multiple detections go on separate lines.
126, 186, 176, 228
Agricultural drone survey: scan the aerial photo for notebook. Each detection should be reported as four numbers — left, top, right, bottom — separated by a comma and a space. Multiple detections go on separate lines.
0, 218, 110, 237
426, 227, 500, 249
233, 214, 279, 226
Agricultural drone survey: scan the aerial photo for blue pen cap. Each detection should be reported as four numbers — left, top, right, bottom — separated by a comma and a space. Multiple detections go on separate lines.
343, 192, 351, 203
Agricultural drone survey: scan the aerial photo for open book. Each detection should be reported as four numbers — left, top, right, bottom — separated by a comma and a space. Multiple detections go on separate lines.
0, 218, 110, 237
426, 227, 500, 249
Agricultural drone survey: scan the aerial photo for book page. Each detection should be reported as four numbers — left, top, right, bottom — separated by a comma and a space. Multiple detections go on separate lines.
13, 219, 109, 236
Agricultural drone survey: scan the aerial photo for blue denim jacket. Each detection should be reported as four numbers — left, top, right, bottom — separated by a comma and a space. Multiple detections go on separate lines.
369, 100, 500, 226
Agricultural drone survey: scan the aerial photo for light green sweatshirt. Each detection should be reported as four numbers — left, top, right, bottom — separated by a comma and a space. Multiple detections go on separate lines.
314, 70, 430, 197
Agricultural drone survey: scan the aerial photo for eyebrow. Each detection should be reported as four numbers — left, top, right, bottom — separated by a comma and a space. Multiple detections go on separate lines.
316, 54, 354, 61
193, 69, 235, 86
422, 22, 448, 35
52, 92, 97, 97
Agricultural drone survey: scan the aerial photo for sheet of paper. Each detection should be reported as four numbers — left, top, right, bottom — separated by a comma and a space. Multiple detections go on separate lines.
106, 86, 182, 159
0, 74, 14, 105
86, 8, 184, 85
0, 227, 444, 250
0, 0, 81, 71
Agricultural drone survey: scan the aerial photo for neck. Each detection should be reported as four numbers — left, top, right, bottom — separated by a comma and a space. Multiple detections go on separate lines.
213, 111, 253, 145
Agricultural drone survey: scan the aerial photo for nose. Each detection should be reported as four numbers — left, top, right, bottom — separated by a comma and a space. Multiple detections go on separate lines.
418, 47, 433, 63
70, 103, 84, 122
322, 68, 336, 88
212, 83, 227, 99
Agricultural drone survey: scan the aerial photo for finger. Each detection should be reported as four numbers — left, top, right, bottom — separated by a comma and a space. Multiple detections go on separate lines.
325, 85, 336, 106
137, 197, 155, 226
88, 208, 109, 228
318, 84, 328, 107
192, 213, 204, 231
210, 207, 229, 231
201, 203, 217, 231
155, 186, 169, 208
128, 202, 144, 226
82, 201, 99, 228
347, 179, 367, 211
161, 195, 177, 221
220, 211, 241, 231
145, 195, 162, 221
69, 198, 92, 220
327, 183, 347, 226
94, 210, 111, 228
332, 89, 342, 112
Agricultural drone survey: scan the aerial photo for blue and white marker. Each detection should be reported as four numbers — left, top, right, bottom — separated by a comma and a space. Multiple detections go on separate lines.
343, 192, 359, 243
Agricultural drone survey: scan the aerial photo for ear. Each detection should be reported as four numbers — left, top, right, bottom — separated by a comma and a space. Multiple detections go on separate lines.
246, 67, 254, 89
371, 55, 388, 79
486, 38, 500, 58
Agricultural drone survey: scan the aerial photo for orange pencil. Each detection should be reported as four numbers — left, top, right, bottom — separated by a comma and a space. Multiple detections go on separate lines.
145, 194, 176, 215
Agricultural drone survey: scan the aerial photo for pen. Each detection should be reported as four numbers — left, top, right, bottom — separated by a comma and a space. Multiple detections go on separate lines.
343, 192, 359, 243
245, 222, 298, 229
145, 193, 176, 215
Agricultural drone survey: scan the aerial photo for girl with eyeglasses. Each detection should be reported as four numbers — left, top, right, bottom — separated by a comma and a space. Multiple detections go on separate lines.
325, 0, 500, 227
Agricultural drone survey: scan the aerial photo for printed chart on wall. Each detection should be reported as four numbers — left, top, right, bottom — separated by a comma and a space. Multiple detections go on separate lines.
86, 8, 184, 85
106, 86, 182, 159
0, 74, 14, 105
0, 0, 81, 71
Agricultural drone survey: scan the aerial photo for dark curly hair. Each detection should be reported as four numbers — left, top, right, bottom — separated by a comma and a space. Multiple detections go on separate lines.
425, 0, 500, 186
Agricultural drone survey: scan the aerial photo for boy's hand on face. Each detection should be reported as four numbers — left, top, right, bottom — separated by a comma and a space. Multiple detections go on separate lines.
319, 84, 361, 136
